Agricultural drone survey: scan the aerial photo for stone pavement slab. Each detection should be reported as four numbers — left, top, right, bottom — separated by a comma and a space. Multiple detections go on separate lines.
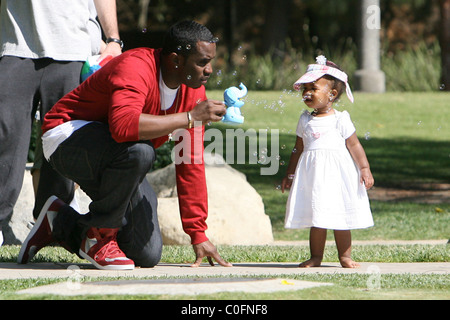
1, 261, 448, 280
17, 277, 333, 296
2, 261, 448, 297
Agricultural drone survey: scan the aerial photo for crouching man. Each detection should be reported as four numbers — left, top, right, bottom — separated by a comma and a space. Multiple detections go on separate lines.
18, 21, 232, 270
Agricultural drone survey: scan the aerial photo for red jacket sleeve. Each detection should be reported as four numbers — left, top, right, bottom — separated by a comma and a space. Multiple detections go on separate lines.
174, 125, 209, 245
108, 53, 157, 143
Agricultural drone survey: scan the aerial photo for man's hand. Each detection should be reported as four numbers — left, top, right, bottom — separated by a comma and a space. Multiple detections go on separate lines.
190, 99, 227, 125
99, 41, 122, 61
191, 240, 232, 267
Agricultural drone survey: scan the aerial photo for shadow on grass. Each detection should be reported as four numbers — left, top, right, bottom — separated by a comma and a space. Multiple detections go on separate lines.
206, 128, 450, 189
360, 137, 450, 188
204, 129, 449, 230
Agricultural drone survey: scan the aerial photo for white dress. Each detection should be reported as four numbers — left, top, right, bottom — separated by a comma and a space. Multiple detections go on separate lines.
285, 110, 374, 230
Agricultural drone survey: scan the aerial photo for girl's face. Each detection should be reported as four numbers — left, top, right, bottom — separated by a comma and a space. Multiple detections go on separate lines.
302, 77, 336, 110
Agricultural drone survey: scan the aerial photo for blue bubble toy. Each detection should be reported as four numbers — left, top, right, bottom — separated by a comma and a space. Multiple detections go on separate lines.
222, 82, 248, 124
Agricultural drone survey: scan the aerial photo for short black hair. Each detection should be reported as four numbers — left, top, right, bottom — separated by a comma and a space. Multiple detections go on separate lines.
162, 20, 218, 57
322, 60, 345, 101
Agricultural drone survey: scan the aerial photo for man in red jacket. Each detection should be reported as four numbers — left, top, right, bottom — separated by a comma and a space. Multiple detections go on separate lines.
18, 21, 232, 270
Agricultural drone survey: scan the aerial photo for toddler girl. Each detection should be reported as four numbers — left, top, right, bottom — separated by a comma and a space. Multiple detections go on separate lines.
281, 55, 374, 268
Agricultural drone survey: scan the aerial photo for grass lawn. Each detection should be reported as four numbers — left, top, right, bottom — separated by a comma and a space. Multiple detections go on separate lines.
205, 90, 450, 241
0, 91, 448, 300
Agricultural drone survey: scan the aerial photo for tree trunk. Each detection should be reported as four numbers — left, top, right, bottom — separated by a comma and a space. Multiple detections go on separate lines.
440, 0, 450, 91
263, 0, 290, 53
138, 0, 151, 31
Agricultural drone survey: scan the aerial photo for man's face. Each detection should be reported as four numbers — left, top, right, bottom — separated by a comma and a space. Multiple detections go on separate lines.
180, 41, 215, 88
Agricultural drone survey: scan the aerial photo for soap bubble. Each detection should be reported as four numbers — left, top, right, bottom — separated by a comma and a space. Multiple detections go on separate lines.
142, 28, 147, 33
186, 44, 191, 50
364, 132, 371, 140
187, 75, 192, 80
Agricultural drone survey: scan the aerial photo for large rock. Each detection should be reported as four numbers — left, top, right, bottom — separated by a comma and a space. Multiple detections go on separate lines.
2, 166, 90, 245
148, 153, 274, 245
1, 169, 35, 245
4, 154, 274, 246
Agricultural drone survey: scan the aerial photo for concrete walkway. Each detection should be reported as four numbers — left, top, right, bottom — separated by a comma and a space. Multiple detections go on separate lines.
1, 239, 448, 297
2, 261, 448, 296
1, 261, 448, 281
1, 239, 448, 280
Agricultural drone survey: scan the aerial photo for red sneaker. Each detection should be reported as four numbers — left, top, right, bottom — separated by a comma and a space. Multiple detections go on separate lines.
17, 195, 64, 264
79, 227, 134, 270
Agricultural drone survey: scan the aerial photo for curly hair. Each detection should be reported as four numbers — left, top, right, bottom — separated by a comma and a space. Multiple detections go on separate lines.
322, 61, 346, 101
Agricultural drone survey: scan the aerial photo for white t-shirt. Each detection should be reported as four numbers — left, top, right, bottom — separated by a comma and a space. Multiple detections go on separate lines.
159, 72, 179, 110
0, 0, 91, 61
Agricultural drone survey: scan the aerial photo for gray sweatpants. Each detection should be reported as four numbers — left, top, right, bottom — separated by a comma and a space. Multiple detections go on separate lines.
0, 56, 82, 230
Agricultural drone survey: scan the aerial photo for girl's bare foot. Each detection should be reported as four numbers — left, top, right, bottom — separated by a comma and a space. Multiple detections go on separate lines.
299, 257, 322, 268
339, 257, 360, 268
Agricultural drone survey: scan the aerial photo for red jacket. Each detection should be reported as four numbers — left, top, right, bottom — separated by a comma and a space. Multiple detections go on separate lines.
43, 48, 209, 244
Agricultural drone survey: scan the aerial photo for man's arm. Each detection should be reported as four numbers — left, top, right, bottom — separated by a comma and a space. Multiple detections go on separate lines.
94, 0, 122, 58
138, 99, 226, 141
174, 125, 232, 268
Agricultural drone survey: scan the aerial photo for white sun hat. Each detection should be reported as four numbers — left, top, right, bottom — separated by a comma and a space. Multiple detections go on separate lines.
293, 55, 354, 103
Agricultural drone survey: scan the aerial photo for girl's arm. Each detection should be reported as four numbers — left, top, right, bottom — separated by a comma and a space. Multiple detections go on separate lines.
281, 136, 304, 193
346, 133, 374, 189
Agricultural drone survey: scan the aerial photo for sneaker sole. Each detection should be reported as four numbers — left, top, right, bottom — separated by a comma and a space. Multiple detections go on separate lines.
17, 195, 58, 264
78, 249, 135, 270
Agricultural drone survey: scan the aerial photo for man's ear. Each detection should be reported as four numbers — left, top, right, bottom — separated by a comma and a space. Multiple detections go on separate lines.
169, 52, 185, 70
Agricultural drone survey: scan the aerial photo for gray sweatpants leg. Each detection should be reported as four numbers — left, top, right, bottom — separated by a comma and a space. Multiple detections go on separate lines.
0, 56, 81, 229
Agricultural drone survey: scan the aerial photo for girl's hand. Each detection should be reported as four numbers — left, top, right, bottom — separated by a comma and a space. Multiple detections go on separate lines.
360, 168, 374, 189
281, 176, 293, 193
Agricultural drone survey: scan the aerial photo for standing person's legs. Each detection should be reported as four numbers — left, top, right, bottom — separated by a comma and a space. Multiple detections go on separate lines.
0, 57, 41, 231
49, 123, 162, 266
299, 227, 327, 267
334, 230, 360, 268
32, 60, 83, 219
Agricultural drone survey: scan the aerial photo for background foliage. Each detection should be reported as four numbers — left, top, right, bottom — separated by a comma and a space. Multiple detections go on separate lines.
116, 0, 445, 92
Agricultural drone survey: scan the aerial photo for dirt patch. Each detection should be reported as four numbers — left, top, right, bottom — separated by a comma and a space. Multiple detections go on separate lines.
368, 183, 450, 204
